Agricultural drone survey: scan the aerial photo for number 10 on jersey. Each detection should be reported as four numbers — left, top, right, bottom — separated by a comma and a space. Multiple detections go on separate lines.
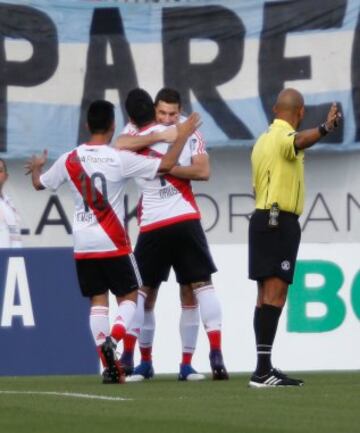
79, 172, 109, 212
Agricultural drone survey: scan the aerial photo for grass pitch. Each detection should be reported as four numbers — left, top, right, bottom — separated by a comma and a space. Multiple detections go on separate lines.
0, 372, 359, 433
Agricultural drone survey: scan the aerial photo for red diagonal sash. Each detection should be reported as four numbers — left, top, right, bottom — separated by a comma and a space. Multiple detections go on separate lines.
65, 149, 131, 254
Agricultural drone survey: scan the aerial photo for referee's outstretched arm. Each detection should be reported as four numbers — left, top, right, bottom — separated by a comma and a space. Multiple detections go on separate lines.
272, 88, 341, 151
294, 102, 341, 150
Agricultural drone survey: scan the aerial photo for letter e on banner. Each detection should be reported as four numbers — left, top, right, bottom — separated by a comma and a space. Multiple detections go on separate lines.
1, 257, 35, 327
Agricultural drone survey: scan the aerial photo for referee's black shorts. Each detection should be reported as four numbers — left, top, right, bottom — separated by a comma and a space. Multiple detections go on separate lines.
134, 219, 217, 288
248, 209, 301, 284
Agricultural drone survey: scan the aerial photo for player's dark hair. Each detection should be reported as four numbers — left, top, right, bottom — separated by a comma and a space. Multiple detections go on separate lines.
87, 100, 115, 134
125, 88, 155, 128
154, 88, 181, 108
0, 158, 7, 174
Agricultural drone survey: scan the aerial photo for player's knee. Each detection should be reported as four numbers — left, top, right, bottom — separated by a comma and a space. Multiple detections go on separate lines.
180, 284, 198, 306
189, 280, 212, 290
260, 278, 288, 307
144, 299, 155, 310
143, 285, 158, 310
121, 290, 138, 304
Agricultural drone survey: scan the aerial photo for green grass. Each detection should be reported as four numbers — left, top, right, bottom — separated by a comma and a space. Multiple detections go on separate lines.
0, 372, 359, 433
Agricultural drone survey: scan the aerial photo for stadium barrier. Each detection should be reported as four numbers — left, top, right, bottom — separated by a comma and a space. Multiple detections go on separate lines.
0, 244, 359, 375
0, 248, 98, 375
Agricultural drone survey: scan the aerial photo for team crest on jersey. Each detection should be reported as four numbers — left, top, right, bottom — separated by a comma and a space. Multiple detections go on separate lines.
281, 260, 291, 271
190, 138, 197, 151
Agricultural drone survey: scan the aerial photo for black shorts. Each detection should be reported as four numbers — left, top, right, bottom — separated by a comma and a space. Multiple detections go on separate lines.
248, 209, 301, 284
75, 254, 142, 298
134, 219, 217, 287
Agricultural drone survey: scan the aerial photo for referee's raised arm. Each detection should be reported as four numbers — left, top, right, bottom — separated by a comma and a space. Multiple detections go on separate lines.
273, 88, 341, 151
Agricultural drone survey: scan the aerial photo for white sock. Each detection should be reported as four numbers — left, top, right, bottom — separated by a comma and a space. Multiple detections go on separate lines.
194, 285, 222, 332
112, 300, 137, 342
113, 299, 137, 331
139, 309, 155, 348
89, 306, 109, 346
126, 290, 147, 338
180, 305, 200, 355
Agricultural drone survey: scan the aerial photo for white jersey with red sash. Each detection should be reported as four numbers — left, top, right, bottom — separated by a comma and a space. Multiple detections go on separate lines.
40, 143, 160, 258
122, 121, 206, 232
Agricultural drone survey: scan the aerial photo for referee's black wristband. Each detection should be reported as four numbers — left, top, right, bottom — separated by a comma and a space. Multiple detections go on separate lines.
318, 123, 329, 136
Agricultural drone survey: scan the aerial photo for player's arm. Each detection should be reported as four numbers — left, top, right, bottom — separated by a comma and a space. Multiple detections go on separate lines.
294, 103, 341, 150
169, 153, 210, 181
115, 126, 177, 152
24, 150, 48, 190
158, 114, 200, 174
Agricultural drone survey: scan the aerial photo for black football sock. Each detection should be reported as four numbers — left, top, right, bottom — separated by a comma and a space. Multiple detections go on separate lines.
254, 304, 282, 376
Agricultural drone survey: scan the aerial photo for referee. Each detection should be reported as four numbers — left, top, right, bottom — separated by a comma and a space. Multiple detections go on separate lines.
248, 88, 340, 388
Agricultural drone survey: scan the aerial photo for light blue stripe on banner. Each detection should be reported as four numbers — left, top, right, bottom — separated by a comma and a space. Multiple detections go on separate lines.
1, 0, 357, 47
5, 103, 81, 159
1, 89, 356, 159
1, 0, 266, 44
4, 102, 129, 159
4, 99, 261, 158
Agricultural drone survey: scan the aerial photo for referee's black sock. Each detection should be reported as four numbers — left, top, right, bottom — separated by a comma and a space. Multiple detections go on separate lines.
254, 304, 282, 376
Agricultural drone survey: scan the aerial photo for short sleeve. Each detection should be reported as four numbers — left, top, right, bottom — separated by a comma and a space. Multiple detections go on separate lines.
188, 130, 207, 157
279, 132, 297, 160
118, 150, 161, 180
122, 122, 138, 136
40, 153, 69, 191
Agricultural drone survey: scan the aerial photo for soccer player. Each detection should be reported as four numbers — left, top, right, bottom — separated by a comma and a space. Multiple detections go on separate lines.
25, 100, 200, 384
248, 89, 340, 387
117, 88, 228, 382
0, 158, 22, 248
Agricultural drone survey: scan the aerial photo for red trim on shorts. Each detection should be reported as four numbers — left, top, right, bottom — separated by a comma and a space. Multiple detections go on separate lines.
65, 149, 131, 255
140, 213, 200, 232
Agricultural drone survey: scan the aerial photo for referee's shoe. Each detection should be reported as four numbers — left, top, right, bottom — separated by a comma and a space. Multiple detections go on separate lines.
249, 368, 304, 388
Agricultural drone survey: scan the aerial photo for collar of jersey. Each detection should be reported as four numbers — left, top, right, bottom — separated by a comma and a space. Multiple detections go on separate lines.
271, 118, 295, 132
83, 141, 108, 146
138, 122, 157, 133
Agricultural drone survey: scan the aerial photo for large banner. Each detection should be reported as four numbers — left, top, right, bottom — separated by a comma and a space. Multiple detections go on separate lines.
1, 0, 360, 158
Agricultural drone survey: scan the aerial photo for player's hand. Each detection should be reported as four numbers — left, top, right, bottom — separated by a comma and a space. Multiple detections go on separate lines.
176, 113, 201, 139
325, 103, 342, 131
160, 125, 177, 143
25, 149, 48, 175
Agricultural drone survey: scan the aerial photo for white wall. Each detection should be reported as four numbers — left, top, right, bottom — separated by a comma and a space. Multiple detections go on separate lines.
5, 148, 360, 247
110, 243, 360, 374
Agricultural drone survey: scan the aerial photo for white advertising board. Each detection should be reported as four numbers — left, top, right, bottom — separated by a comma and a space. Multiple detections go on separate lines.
110, 243, 360, 374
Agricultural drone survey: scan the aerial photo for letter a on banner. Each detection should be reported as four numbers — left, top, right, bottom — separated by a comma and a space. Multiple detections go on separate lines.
1, 257, 35, 327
